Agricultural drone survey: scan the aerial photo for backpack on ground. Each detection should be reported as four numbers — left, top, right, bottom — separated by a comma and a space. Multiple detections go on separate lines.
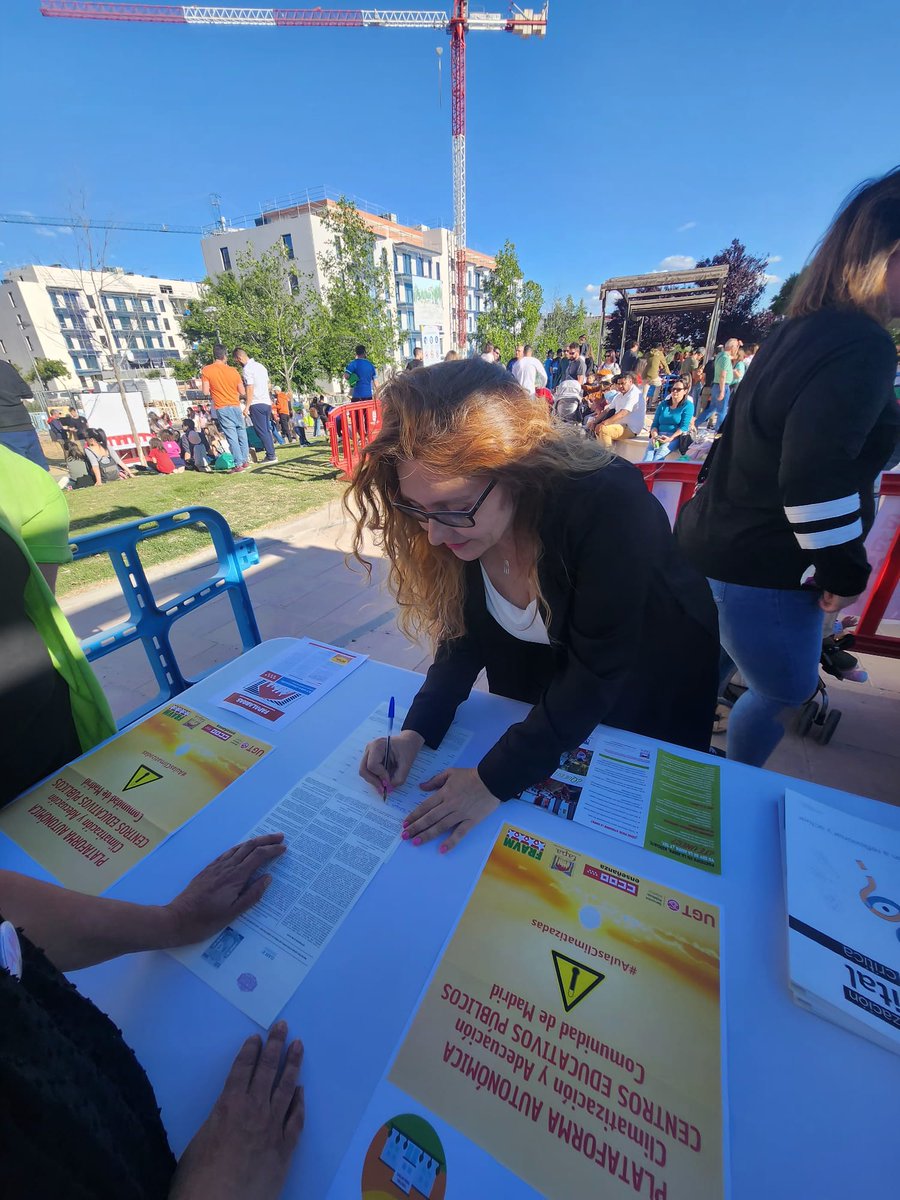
67, 456, 92, 488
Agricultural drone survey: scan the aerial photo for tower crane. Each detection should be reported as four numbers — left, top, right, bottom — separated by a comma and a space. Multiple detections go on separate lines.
41, 2, 549, 349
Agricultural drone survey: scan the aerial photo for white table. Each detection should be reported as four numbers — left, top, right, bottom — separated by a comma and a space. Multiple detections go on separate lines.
2, 638, 896, 1198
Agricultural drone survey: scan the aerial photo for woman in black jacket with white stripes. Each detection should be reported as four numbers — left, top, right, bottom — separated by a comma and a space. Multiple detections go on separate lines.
676, 167, 900, 767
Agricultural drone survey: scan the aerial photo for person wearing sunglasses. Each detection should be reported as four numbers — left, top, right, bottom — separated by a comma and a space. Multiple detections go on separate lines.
350, 358, 719, 853
642, 381, 695, 462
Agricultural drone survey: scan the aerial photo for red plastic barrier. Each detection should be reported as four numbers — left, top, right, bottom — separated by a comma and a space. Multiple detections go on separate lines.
327, 399, 382, 480
636, 460, 702, 519
853, 473, 900, 660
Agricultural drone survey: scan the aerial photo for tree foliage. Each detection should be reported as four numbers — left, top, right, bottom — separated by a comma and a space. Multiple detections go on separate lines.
317, 198, 397, 385
179, 244, 322, 391
769, 272, 800, 317
476, 240, 543, 360
539, 294, 589, 353
24, 357, 69, 387
604, 239, 775, 353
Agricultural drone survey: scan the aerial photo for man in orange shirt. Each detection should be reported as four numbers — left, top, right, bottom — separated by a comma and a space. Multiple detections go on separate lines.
200, 344, 249, 471
274, 390, 294, 443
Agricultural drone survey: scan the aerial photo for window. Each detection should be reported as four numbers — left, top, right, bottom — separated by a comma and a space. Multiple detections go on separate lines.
160, 284, 173, 294
435, 262, 440, 280
87, 294, 95, 309
394, 252, 400, 273
168, 336, 175, 348
0, 339, 5, 354
416, 257, 423, 276
7, 292, 15, 307
15, 313, 24, 328
25, 336, 34, 352
289, 274, 300, 295
158, 300, 166, 313
94, 316, 102, 329
281, 233, 295, 260
220, 246, 232, 271
402, 254, 411, 275
163, 318, 170, 330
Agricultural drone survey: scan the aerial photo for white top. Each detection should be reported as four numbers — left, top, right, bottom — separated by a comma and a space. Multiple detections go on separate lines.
511, 356, 548, 394
242, 357, 271, 405
617, 383, 647, 435
480, 562, 550, 644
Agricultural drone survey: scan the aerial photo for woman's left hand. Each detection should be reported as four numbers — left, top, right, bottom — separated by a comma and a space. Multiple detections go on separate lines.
403, 768, 501, 854
165, 833, 287, 946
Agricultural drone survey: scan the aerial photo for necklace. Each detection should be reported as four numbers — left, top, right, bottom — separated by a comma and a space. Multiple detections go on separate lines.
503, 559, 510, 576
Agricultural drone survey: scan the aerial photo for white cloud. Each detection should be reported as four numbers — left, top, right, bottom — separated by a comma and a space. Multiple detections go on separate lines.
604, 289, 622, 313
676, 221, 697, 233
585, 283, 600, 294
767, 254, 782, 264
35, 227, 57, 238
658, 255, 696, 272
761, 273, 781, 286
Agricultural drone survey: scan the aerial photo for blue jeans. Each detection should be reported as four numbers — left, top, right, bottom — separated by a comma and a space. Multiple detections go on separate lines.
709, 579, 824, 766
249, 404, 276, 458
642, 438, 680, 462
0, 428, 48, 469
697, 382, 730, 427
216, 406, 249, 466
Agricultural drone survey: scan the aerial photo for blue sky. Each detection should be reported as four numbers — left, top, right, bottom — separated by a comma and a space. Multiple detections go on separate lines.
2, 0, 898, 312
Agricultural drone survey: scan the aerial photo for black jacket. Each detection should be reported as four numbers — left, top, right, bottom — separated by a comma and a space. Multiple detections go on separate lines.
677, 310, 899, 596
403, 459, 719, 800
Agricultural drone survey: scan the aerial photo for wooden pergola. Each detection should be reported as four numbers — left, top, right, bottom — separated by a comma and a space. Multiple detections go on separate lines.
597, 265, 729, 359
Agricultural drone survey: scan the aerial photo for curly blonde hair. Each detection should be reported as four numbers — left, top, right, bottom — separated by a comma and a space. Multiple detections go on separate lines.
345, 358, 612, 644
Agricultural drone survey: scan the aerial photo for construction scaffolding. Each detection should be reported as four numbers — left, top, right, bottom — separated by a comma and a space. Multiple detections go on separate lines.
597, 265, 729, 359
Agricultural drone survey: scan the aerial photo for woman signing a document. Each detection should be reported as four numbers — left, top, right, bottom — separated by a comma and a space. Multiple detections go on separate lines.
353, 358, 718, 852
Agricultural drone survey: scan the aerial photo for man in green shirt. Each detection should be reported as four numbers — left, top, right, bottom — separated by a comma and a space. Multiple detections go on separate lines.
697, 338, 739, 428
642, 343, 670, 406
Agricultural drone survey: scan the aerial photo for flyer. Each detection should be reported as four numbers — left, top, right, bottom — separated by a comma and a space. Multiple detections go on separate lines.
326, 825, 724, 1200
215, 637, 366, 728
171, 703, 472, 1025
518, 727, 722, 873
0, 703, 270, 895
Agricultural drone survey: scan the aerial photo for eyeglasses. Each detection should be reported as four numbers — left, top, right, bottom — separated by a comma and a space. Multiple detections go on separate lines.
390, 478, 497, 528
671, 386, 686, 392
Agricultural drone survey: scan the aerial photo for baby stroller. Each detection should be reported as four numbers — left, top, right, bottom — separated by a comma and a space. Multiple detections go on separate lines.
552, 380, 584, 426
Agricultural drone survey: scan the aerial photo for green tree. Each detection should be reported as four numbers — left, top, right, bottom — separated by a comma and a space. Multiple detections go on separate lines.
540, 295, 589, 353
476, 240, 543, 361
23, 357, 69, 388
169, 359, 198, 384
769, 272, 800, 317
178, 243, 322, 391
317, 198, 397, 386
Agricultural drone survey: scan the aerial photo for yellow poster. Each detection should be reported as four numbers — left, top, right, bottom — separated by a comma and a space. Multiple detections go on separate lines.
0, 703, 270, 894
389, 825, 723, 1198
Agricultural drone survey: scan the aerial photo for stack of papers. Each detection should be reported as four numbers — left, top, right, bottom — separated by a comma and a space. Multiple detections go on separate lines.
782, 790, 900, 1055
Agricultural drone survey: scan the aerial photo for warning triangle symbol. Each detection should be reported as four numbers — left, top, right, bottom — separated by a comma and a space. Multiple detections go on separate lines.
552, 951, 605, 1013
123, 765, 163, 792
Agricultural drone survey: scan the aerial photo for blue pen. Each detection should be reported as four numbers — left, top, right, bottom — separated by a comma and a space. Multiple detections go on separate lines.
382, 696, 396, 801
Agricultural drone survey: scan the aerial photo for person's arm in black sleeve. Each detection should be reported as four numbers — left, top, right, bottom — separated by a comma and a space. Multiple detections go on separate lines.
402, 630, 485, 748
779, 334, 897, 598
477, 472, 661, 800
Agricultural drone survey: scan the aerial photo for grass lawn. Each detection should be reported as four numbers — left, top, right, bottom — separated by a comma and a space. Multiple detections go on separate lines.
58, 440, 344, 596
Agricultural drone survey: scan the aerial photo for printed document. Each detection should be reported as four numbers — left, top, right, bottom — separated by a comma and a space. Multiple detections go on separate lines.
172, 704, 472, 1024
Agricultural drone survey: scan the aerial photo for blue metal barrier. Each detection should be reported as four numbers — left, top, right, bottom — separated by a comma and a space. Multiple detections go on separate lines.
69, 506, 261, 728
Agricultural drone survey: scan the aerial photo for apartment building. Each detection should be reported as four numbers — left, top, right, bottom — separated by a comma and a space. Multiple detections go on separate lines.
0, 264, 201, 389
199, 188, 494, 362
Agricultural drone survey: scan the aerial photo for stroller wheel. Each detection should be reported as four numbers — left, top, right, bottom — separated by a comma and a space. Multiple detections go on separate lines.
796, 700, 818, 737
818, 709, 841, 745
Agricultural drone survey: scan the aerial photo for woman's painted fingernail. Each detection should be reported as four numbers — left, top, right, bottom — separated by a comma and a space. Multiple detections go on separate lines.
401, 830, 409, 840
413, 837, 422, 846
439, 844, 449, 855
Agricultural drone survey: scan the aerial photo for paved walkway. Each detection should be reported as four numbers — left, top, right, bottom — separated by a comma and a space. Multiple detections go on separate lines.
60, 501, 900, 807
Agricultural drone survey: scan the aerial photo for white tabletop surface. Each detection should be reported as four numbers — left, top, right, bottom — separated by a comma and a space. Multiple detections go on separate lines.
2, 638, 897, 1199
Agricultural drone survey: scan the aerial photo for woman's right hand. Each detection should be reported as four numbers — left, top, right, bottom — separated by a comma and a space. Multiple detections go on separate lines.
169, 1023, 304, 1200
359, 729, 425, 795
